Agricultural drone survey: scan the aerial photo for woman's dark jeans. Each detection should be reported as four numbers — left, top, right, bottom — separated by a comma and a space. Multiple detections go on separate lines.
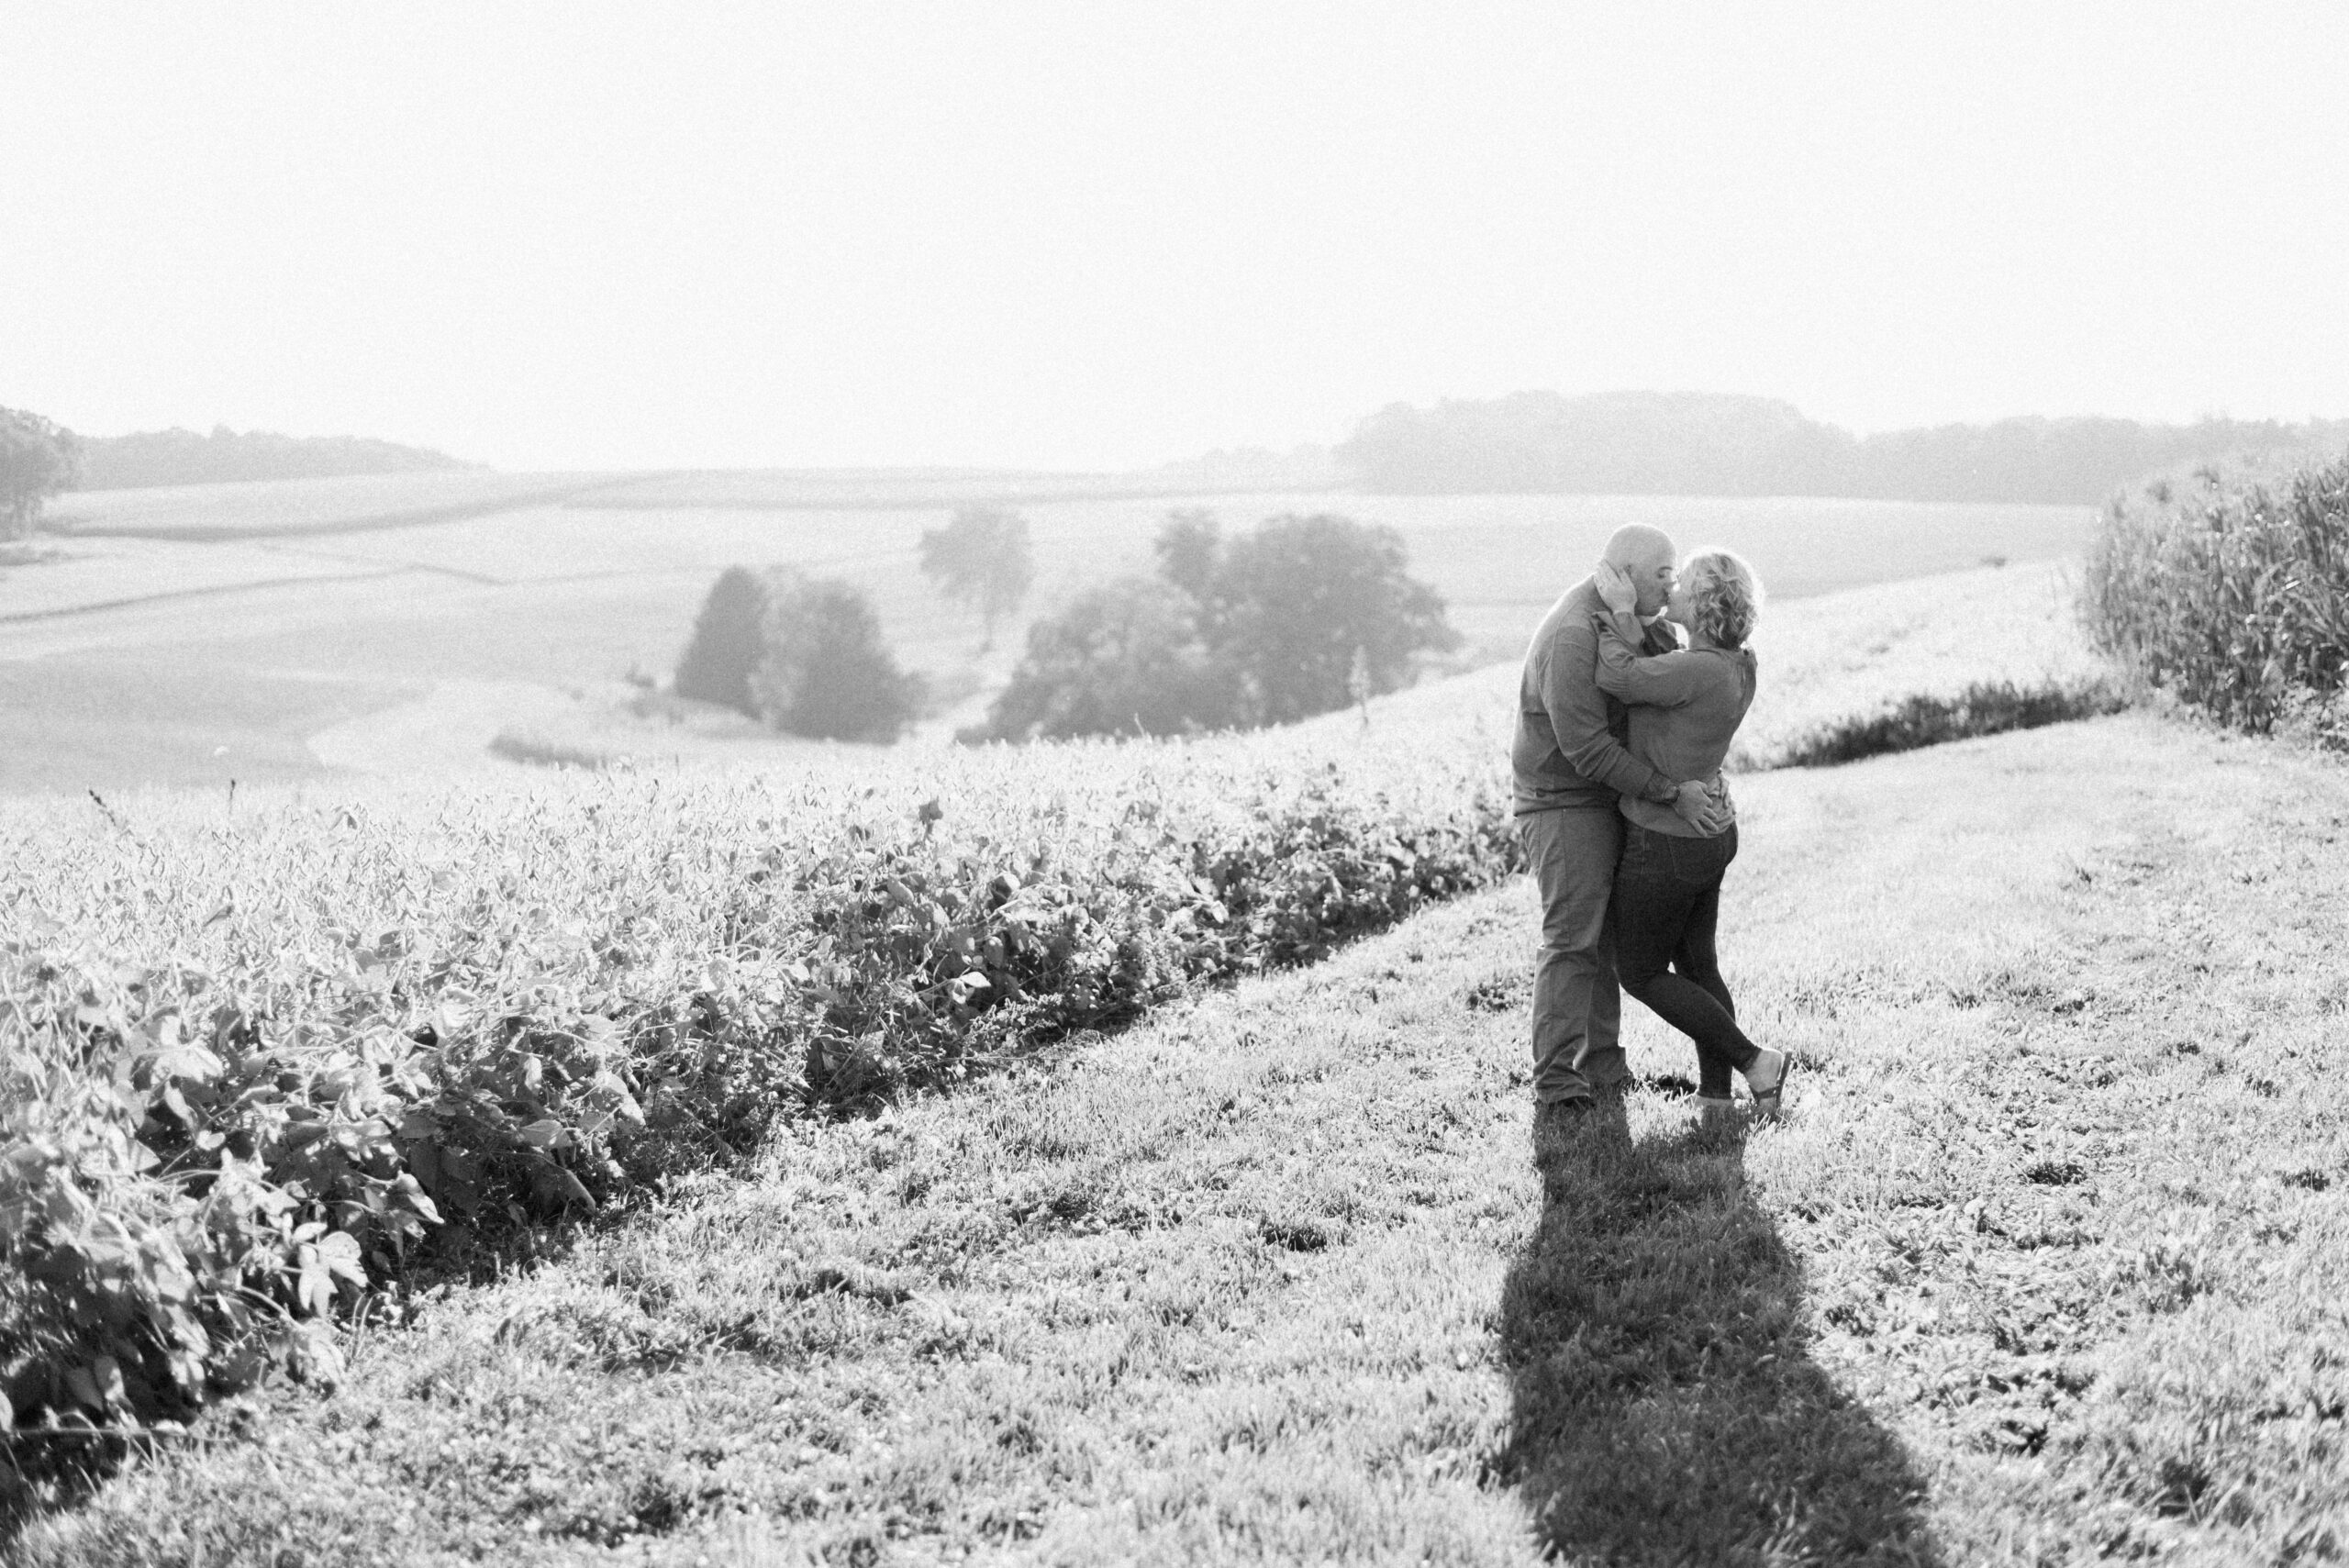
1613, 821, 1758, 1099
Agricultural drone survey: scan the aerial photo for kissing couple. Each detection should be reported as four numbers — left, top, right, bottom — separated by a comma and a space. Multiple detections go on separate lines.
1511, 524, 1790, 1145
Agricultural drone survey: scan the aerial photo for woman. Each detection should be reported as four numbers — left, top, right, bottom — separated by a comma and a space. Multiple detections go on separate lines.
1591, 550, 1788, 1118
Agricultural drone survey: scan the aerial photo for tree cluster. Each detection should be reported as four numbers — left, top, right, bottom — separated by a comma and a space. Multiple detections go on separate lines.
973, 510, 1458, 741
1336, 390, 2349, 506
674, 567, 923, 743
1, 406, 83, 541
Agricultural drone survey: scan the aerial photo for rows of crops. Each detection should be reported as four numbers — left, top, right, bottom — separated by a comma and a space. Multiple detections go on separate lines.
46, 471, 613, 540
0, 728, 1520, 1434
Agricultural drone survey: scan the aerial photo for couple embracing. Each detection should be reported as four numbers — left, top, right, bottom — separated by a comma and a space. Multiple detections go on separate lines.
1511, 524, 1789, 1146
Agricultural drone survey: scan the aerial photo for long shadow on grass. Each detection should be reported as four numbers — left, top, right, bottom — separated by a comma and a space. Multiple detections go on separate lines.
1498, 1117, 1938, 1565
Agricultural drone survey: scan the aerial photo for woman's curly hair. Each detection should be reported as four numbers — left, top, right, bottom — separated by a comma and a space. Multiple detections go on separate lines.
1684, 549, 1763, 649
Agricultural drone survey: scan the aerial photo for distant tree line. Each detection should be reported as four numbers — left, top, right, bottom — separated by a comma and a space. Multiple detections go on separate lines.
1335, 391, 2349, 506
973, 510, 1458, 741
73, 427, 473, 492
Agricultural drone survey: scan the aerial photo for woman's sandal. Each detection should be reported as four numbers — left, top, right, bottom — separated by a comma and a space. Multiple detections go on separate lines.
1743, 1049, 1792, 1118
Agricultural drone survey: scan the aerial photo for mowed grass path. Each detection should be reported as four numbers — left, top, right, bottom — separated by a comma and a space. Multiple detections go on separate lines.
16, 714, 2349, 1565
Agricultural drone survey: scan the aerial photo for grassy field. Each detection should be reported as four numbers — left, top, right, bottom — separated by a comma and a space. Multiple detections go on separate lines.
10, 710, 2343, 1564
1, 471, 2092, 796
581, 469, 1317, 512
43, 472, 620, 540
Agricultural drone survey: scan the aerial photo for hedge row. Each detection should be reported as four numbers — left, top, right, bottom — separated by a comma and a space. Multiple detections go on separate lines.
0, 741, 1520, 1432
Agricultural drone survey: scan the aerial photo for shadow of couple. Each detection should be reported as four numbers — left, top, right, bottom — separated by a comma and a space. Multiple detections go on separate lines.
1497, 1109, 1940, 1565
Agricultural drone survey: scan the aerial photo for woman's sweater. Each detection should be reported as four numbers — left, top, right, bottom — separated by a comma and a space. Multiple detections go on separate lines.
1590, 612, 1757, 837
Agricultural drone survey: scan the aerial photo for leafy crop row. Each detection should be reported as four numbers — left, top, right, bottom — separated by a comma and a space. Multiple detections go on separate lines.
2083, 447, 2349, 735
0, 738, 1519, 1434
1768, 677, 2127, 768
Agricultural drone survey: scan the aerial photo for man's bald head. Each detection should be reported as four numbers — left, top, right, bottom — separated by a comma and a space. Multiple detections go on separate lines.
1602, 524, 1675, 573
1600, 524, 1677, 616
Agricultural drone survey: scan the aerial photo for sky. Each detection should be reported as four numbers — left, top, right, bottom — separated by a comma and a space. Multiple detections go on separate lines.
4, 2, 2346, 472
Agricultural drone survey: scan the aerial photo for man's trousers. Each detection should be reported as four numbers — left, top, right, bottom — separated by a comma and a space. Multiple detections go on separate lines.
1517, 805, 1626, 1106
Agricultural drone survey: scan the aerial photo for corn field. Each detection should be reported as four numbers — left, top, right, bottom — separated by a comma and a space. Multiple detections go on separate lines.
2082, 448, 2349, 734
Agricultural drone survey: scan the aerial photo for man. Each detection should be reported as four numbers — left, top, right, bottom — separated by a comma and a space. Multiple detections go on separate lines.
1512, 524, 1731, 1134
